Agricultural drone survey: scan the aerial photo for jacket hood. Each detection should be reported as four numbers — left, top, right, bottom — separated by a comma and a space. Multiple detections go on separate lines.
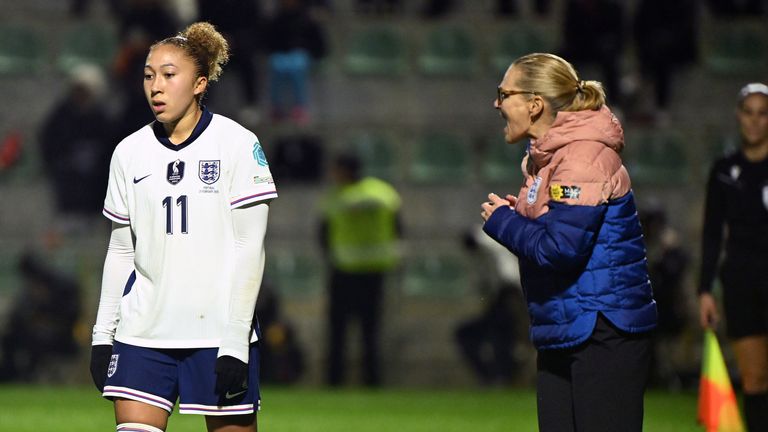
529, 105, 624, 168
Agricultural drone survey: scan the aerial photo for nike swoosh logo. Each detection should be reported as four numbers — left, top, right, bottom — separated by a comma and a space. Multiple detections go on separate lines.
133, 174, 151, 184
225, 389, 248, 399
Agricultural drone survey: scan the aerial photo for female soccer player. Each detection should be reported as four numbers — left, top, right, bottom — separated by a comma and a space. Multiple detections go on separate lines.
480, 53, 657, 431
89, 22, 277, 432
699, 83, 768, 431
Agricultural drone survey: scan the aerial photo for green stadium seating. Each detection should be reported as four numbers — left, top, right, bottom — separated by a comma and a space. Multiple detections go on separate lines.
343, 27, 408, 77
409, 132, 472, 184
491, 25, 556, 75
57, 23, 118, 73
265, 251, 324, 298
703, 20, 768, 75
346, 130, 399, 181
623, 129, 689, 186
480, 136, 527, 183
402, 253, 469, 298
418, 25, 478, 77
0, 25, 45, 75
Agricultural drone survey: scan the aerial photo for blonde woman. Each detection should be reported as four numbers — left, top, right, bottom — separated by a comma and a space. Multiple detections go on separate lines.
481, 53, 656, 431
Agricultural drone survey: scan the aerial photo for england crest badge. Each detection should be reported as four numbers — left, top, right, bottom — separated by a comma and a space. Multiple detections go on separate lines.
199, 160, 220, 185
107, 354, 119, 377
527, 176, 542, 205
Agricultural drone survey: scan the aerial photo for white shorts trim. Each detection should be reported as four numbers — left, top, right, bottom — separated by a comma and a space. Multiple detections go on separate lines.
178, 401, 259, 416
104, 385, 175, 413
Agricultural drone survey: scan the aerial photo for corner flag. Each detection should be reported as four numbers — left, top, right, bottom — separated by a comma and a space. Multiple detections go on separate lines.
698, 329, 744, 432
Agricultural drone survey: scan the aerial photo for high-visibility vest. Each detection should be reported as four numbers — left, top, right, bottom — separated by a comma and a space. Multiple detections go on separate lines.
322, 177, 401, 272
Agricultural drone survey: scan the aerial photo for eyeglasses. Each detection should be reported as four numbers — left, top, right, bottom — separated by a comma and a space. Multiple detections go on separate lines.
497, 87, 537, 104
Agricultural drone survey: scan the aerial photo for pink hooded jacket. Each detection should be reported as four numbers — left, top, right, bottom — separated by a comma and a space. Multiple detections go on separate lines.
515, 105, 632, 219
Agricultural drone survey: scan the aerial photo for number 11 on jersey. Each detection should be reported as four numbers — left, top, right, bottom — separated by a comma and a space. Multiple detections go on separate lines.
163, 195, 188, 234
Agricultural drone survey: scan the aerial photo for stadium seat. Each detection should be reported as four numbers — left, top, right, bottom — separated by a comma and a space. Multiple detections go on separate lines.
346, 130, 399, 181
343, 27, 408, 77
0, 25, 45, 75
491, 25, 557, 75
56, 23, 118, 73
265, 251, 324, 298
402, 252, 469, 298
417, 25, 478, 77
479, 136, 527, 183
702, 20, 768, 76
409, 132, 472, 184
623, 129, 690, 186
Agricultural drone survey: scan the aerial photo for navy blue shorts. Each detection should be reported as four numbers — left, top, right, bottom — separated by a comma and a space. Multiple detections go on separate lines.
102, 341, 260, 416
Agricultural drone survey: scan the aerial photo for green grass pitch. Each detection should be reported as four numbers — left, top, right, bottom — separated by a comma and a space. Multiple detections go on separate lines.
0, 385, 702, 431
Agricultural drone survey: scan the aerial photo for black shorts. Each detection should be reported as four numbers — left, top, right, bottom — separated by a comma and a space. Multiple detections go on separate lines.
721, 260, 768, 339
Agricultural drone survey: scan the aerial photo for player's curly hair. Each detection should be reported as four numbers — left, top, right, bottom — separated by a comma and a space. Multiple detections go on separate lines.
153, 22, 230, 99
511, 53, 605, 113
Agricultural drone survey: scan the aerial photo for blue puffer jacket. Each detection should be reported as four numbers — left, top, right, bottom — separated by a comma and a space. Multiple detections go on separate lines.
483, 106, 657, 350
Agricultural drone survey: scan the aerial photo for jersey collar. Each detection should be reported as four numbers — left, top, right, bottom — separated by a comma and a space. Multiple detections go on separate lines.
152, 107, 213, 151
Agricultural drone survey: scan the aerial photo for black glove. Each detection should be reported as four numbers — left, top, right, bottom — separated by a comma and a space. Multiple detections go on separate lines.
215, 355, 249, 396
89, 344, 113, 392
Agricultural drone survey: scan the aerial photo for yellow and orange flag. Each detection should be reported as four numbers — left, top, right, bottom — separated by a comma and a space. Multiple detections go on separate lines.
698, 329, 745, 432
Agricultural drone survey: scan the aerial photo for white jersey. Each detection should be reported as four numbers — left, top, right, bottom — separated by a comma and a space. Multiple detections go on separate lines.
102, 110, 277, 349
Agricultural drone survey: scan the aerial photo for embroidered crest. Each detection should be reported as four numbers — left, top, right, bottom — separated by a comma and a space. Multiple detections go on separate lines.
527, 176, 542, 205
107, 354, 119, 377
199, 160, 220, 185
550, 184, 582, 201
252, 141, 268, 167
167, 159, 185, 185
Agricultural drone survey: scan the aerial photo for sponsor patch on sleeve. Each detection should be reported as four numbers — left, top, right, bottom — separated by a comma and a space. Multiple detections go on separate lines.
550, 184, 582, 201
253, 175, 274, 185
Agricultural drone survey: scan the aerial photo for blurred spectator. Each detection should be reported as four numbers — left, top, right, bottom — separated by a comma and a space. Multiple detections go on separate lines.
0, 252, 81, 382
270, 134, 325, 183
318, 153, 402, 387
112, 29, 156, 140
632, 0, 699, 123
639, 204, 690, 388
264, 0, 327, 124
256, 280, 305, 384
113, 0, 179, 42
38, 64, 115, 222
560, 0, 625, 109
455, 225, 525, 386
197, 0, 264, 120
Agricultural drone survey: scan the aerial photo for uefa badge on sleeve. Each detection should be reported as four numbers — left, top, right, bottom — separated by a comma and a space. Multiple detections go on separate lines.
107, 354, 119, 378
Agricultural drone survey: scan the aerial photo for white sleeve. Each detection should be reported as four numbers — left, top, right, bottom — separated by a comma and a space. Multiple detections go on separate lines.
92, 222, 135, 346
229, 136, 278, 209
217, 203, 269, 362
103, 148, 130, 224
